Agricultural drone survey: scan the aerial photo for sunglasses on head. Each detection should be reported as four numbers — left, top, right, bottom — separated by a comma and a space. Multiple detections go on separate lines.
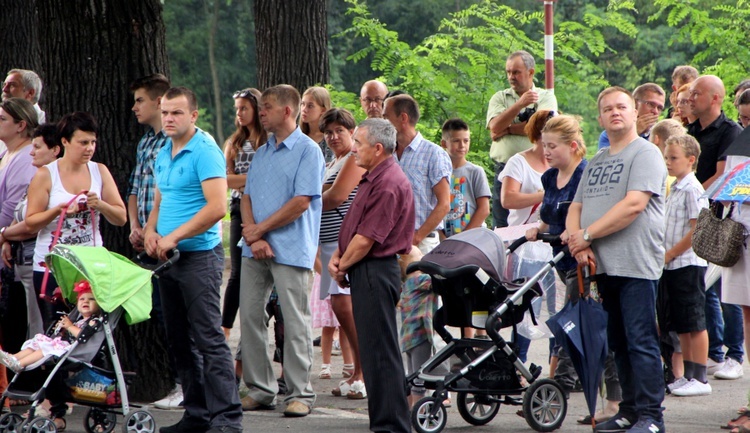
233, 90, 257, 103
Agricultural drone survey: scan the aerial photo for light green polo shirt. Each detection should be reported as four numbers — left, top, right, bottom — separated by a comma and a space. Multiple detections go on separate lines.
486, 85, 558, 164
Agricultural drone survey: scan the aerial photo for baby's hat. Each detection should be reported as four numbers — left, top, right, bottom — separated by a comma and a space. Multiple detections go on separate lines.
74, 280, 92, 296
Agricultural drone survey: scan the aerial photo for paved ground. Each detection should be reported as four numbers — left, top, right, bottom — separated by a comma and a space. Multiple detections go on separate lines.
6, 255, 749, 432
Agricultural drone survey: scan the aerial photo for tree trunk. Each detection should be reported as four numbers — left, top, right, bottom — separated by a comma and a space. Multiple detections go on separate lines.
0, 0, 42, 77
254, 0, 329, 91
33, 0, 174, 402
206, 0, 225, 145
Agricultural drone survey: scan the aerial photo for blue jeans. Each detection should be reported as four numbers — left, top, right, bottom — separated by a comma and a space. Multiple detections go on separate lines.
599, 275, 664, 421
705, 280, 744, 363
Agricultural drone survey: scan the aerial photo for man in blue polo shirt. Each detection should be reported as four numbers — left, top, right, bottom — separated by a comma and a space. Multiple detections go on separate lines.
145, 86, 243, 433
239, 84, 324, 417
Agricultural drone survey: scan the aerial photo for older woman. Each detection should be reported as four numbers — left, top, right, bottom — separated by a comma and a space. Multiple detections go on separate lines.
316, 108, 367, 398
25, 112, 126, 329
1, 123, 61, 339
0, 97, 38, 411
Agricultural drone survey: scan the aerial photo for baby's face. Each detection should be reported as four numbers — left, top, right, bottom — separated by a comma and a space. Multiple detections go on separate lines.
77, 292, 99, 317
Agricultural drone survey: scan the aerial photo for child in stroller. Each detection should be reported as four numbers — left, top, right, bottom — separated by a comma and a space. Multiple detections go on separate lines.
0, 280, 99, 373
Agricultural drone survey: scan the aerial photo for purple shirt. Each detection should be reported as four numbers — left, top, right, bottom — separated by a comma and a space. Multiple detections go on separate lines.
0, 146, 36, 228
339, 157, 415, 258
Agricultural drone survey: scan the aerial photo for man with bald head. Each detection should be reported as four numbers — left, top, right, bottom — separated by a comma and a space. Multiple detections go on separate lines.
359, 80, 388, 119
688, 75, 742, 189
687, 75, 744, 384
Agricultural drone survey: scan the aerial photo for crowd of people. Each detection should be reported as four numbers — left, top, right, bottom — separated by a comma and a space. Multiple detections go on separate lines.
0, 52, 750, 433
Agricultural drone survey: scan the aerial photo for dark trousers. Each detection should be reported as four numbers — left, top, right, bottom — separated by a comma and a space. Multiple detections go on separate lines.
349, 257, 410, 433
599, 275, 664, 421
159, 245, 242, 428
491, 161, 509, 229
221, 199, 242, 329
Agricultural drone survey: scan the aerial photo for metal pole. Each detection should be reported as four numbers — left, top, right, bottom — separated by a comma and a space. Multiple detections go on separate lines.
544, 0, 555, 92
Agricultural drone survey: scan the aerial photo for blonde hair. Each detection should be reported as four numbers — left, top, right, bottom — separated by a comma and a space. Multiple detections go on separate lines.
665, 134, 701, 170
541, 114, 586, 158
300, 86, 332, 135
651, 119, 685, 144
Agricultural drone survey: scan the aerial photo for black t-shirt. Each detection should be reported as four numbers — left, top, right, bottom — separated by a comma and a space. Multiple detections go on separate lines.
688, 111, 742, 183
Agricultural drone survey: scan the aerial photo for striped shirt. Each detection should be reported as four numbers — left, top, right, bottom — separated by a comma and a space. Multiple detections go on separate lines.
128, 128, 169, 227
664, 172, 708, 270
396, 132, 452, 230
319, 153, 357, 244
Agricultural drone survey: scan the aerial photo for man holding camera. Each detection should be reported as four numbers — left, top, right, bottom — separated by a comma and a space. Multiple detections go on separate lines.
486, 50, 557, 228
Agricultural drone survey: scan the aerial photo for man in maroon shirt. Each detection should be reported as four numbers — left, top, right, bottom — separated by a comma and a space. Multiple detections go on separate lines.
329, 118, 414, 433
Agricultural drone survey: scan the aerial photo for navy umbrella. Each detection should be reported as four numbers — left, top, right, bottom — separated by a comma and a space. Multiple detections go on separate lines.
546, 260, 608, 429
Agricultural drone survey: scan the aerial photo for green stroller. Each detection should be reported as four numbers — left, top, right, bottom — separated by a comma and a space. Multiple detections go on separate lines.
0, 244, 179, 433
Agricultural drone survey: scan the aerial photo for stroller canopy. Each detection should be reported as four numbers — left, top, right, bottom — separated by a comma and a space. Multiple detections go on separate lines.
46, 245, 154, 325
422, 228, 506, 281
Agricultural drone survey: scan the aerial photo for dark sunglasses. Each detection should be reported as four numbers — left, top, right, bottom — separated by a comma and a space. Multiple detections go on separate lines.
233, 90, 257, 104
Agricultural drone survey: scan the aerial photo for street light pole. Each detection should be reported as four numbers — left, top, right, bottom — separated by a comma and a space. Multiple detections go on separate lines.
544, 0, 556, 92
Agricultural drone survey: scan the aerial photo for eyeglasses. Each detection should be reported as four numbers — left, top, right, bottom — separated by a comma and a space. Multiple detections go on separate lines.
676, 98, 690, 106
233, 90, 257, 104
360, 97, 384, 105
638, 100, 665, 112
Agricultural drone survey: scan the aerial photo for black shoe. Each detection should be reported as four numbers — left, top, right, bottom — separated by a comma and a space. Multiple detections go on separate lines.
160, 418, 210, 433
594, 412, 638, 432
313, 336, 321, 347
206, 427, 242, 433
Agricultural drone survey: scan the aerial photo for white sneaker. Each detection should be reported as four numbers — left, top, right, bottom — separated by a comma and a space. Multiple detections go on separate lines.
707, 358, 725, 375
714, 358, 744, 380
667, 376, 689, 393
671, 378, 712, 396
154, 385, 184, 410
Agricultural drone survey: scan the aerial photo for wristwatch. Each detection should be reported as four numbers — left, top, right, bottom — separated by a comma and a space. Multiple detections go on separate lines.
582, 229, 591, 242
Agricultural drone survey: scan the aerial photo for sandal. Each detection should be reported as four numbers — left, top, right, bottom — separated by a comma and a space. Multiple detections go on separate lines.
346, 380, 367, 400
319, 364, 332, 380
724, 409, 750, 430
53, 418, 66, 432
332, 380, 352, 397
342, 364, 354, 378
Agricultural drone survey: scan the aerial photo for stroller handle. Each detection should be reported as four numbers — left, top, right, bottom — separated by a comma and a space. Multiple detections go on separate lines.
135, 249, 181, 275
507, 233, 562, 253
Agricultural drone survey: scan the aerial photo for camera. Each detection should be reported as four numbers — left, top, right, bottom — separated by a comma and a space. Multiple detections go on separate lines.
517, 104, 538, 123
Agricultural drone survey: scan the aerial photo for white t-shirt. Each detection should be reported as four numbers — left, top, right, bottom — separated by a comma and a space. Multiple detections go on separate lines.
499, 153, 544, 226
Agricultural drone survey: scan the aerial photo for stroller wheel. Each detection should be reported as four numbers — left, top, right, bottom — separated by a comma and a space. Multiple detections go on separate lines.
122, 410, 155, 433
84, 408, 117, 433
522, 378, 567, 432
22, 417, 56, 433
411, 397, 447, 433
0, 413, 24, 433
456, 392, 500, 426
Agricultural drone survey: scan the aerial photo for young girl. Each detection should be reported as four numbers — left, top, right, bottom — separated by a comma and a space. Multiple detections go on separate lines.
0, 280, 100, 373
300, 86, 333, 163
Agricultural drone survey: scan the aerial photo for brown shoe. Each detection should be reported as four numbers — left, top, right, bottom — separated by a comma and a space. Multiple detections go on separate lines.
241, 395, 275, 411
283, 401, 311, 417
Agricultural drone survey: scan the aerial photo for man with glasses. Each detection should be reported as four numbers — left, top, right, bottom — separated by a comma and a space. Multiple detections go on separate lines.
359, 80, 388, 119
598, 83, 666, 149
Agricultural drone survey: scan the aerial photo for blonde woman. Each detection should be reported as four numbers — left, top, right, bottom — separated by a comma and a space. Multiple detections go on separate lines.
300, 86, 333, 163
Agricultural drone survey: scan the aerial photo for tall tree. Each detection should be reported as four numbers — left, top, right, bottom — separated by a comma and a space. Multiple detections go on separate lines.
0, 0, 41, 75
254, 0, 329, 90
31, 0, 174, 401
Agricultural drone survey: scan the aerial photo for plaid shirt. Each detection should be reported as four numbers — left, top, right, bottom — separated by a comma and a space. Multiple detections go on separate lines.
396, 132, 452, 230
128, 128, 168, 227
664, 172, 708, 270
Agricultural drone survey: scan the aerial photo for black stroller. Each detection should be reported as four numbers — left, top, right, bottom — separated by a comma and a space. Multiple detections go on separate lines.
406, 228, 567, 433
0, 245, 179, 433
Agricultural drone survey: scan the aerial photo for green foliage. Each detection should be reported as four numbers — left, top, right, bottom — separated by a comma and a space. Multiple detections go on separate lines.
334, 0, 639, 175
651, 0, 750, 114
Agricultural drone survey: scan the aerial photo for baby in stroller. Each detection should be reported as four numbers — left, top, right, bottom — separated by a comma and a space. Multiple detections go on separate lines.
0, 280, 99, 373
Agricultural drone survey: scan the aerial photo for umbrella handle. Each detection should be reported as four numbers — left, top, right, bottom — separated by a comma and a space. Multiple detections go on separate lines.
576, 258, 596, 297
